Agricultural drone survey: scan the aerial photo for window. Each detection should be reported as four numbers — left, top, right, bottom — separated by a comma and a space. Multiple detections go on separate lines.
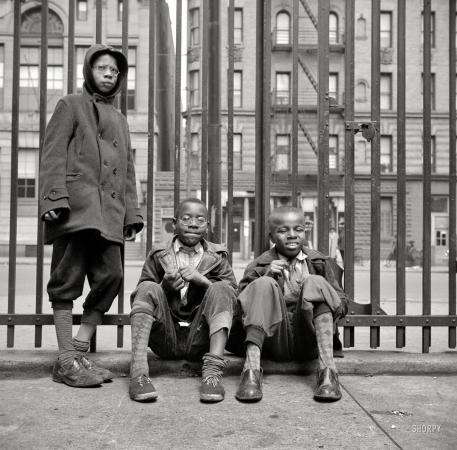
357, 15, 367, 39
431, 136, 436, 173
356, 81, 367, 102
20, 47, 39, 111
380, 12, 392, 47
431, 196, 448, 213
329, 73, 338, 103
421, 12, 435, 48
18, 149, 37, 199
190, 70, 199, 107
234, 9, 243, 44
380, 73, 392, 110
329, 135, 338, 170
76, 46, 90, 92
0, 45, 4, 110
421, 73, 436, 110
47, 47, 64, 111
190, 8, 200, 46
276, 11, 290, 45
234, 71, 242, 107
275, 134, 290, 171
275, 72, 290, 105
380, 136, 392, 172
77, 0, 88, 21
329, 13, 338, 44
380, 198, 393, 236
118, 1, 123, 21
113, 47, 137, 110
190, 133, 199, 169
233, 133, 242, 170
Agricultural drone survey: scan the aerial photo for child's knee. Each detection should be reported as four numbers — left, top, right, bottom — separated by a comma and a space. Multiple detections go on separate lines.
130, 281, 165, 315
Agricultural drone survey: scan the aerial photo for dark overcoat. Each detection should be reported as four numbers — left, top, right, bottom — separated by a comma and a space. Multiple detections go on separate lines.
40, 44, 143, 245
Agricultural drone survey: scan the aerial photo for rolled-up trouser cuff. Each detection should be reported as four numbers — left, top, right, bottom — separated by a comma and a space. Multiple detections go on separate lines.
130, 299, 155, 318
312, 301, 331, 318
51, 300, 74, 310
245, 325, 266, 350
209, 311, 233, 337
81, 308, 104, 326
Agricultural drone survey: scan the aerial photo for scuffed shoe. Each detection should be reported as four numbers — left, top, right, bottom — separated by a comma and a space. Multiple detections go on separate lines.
314, 367, 342, 402
200, 353, 226, 402
129, 374, 158, 402
235, 368, 263, 402
77, 355, 114, 382
52, 358, 103, 387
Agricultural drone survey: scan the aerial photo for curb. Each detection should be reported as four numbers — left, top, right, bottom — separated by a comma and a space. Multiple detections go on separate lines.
1, 350, 456, 376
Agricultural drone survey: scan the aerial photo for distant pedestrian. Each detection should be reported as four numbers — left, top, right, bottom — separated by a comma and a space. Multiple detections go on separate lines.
337, 222, 345, 263
329, 227, 338, 259
385, 236, 397, 267
40, 44, 143, 388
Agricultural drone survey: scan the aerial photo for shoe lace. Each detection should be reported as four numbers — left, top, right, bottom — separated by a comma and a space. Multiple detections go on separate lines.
137, 374, 152, 387
201, 355, 226, 387
77, 355, 93, 370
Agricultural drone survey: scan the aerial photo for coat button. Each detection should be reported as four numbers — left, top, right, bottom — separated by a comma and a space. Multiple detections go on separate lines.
103, 161, 108, 166
113, 168, 118, 174
51, 191, 56, 196
111, 191, 116, 198
113, 140, 118, 147
99, 134, 103, 140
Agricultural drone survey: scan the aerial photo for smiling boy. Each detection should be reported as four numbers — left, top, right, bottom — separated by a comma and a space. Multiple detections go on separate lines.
227, 206, 351, 402
128, 198, 238, 402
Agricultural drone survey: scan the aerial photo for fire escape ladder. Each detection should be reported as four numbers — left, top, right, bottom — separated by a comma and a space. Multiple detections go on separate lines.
299, 0, 318, 30
298, 117, 317, 156
298, 55, 318, 92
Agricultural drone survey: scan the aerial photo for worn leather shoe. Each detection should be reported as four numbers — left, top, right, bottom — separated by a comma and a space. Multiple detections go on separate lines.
314, 367, 342, 401
129, 374, 158, 402
235, 368, 263, 402
77, 355, 114, 382
52, 358, 104, 387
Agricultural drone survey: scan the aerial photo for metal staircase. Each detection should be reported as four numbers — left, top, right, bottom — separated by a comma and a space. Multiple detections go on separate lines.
299, 0, 318, 30
298, 117, 318, 155
298, 55, 318, 91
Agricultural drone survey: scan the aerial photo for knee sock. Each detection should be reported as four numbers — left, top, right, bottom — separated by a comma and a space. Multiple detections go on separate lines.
243, 342, 261, 372
130, 312, 154, 379
53, 309, 76, 369
73, 337, 90, 357
313, 312, 337, 372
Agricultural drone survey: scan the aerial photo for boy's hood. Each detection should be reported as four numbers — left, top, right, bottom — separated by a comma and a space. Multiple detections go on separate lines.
83, 44, 128, 97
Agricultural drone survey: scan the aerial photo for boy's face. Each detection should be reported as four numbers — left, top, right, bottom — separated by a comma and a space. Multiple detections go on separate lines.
91, 54, 118, 94
269, 211, 307, 259
173, 202, 209, 247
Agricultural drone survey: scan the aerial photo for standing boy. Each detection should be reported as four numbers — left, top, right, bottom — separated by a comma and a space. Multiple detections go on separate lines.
128, 198, 238, 403
40, 44, 143, 387
227, 206, 351, 402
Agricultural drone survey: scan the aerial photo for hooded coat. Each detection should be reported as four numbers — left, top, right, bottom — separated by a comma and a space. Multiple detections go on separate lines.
40, 44, 143, 245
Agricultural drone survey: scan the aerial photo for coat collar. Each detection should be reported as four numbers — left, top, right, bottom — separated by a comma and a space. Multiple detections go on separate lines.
256, 246, 328, 266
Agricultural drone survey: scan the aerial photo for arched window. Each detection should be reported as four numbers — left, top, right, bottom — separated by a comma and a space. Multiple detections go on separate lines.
276, 11, 290, 45
356, 81, 367, 102
357, 15, 367, 39
329, 12, 338, 44
21, 7, 64, 35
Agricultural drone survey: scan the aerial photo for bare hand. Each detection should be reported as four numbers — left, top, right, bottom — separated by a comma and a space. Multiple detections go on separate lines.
265, 260, 286, 278
124, 225, 137, 241
161, 269, 185, 294
44, 210, 61, 222
179, 266, 210, 288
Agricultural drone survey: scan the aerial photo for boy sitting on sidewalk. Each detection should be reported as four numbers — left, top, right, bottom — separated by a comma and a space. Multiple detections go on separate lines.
227, 206, 351, 402
129, 198, 238, 403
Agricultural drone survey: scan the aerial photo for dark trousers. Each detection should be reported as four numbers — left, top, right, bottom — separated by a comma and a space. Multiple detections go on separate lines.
130, 281, 236, 360
47, 231, 122, 325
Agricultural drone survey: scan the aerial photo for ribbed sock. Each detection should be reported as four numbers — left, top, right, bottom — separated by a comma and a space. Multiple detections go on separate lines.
73, 337, 90, 357
53, 309, 76, 370
243, 342, 261, 372
313, 312, 337, 372
130, 312, 154, 379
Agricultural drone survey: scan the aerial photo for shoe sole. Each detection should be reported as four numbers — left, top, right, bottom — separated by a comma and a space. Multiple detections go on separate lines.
52, 374, 103, 387
200, 393, 224, 403
314, 394, 342, 402
130, 391, 158, 402
235, 393, 263, 402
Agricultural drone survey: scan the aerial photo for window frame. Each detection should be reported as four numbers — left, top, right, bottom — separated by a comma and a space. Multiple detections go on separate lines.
329, 12, 339, 44
190, 8, 200, 46
380, 135, 393, 173
234, 8, 243, 44
77, 0, 88, 21
421, 11, 436, 48
275, 72, 291, 105
189, 70, 200, 107
329, 135, 338, 170
275, 134, 290, 172
421, 73, 436, 111
380, 11, 392, 47
233, 133, 242, 170
18, 148, 38, 200
380, 73, 392, 110
234, 70, 242, 107
275, 11, 291, 45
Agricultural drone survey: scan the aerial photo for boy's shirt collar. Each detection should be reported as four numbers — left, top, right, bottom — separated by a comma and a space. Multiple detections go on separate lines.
173, 238, 203, 255
277, 250, 307, 263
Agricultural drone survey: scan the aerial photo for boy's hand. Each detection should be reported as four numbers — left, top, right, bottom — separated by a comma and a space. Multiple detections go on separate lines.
124, 225, 137, 241
179, 266, 211, 289
265, 260, 286, 278
44, 210, 61, 222
161, 269, 185, 294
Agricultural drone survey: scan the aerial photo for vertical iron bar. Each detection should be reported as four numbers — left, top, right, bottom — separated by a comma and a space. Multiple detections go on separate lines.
201, 0, 209, 204
207, 0, 222, 243
449, 0, 457, 349
35, 0, 49, 348
96, 0, 102, 44
291, 0, 298, 207
317, 0, 330, 254
147, 0, 156, 254
174, 0, 182, 210
370, 0, 381, 348
343, 0, 355, 347
396, 0, 406, 348
67, 0, 75, 95
227, 0, 235, 262
422, 1, 432, 353
7, 0, 22, 348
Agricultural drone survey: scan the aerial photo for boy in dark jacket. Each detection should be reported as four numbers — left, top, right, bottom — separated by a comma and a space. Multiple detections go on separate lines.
227, 206, 351, 402
129, 198, 237, 403
40, 44, 143, 388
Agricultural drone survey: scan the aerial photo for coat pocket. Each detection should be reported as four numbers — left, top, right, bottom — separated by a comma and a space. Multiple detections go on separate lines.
78, 125, 88, 156
66, 173, 82, 182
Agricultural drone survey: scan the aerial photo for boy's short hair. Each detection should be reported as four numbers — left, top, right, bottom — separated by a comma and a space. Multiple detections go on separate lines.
174, 198, 207, 218
268, 206, 304, 229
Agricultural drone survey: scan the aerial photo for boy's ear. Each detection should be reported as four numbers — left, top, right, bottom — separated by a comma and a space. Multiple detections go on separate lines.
269, 231, 275, 244
172, 218, 177, 231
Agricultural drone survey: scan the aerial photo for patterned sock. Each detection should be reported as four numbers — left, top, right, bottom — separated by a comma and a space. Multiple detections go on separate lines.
73, 337, 90, 357
130, 313, 154, 379
313, 312, 337, 372
202, 353, 226, 386
53, 309, 76, 370
243, 342, 261, 372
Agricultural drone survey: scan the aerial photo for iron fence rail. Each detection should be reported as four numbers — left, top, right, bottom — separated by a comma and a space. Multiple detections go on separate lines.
2, 0, 456, 354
